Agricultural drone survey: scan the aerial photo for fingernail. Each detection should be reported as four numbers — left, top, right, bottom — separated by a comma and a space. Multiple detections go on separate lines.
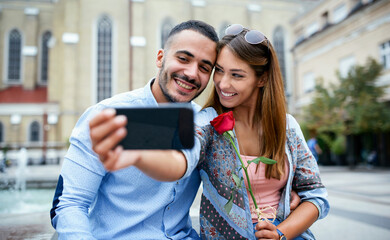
104, 108, 116, 115
115, 115, 127, 124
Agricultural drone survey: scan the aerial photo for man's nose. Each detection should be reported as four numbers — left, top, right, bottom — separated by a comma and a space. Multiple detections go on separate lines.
184, 63, 198, 80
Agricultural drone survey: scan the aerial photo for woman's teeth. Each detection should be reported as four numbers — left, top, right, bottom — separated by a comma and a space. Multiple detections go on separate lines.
221, 91, 236, 97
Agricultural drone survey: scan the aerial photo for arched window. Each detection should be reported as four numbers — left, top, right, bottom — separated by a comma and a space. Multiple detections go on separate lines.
29, 121, 40, 142
40, 31, 52, 84
0, 122, 3, 143
7, 29, 22, 83
273, 26, 286, 88
161, 18, 174, 48
97, 15, 112, 102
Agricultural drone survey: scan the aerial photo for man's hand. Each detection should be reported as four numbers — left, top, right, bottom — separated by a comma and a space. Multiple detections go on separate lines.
290, 190, 301, 211
89, 108, 128, 168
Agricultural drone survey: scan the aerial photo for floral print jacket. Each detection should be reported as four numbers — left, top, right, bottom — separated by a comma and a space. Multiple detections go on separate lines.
182, 107, 330, 240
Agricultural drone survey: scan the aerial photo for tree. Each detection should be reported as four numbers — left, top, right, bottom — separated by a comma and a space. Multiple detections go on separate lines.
303, 58, 390, 160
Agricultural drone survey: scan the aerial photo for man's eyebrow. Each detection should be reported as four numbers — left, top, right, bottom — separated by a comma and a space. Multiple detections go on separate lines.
176, 50, 214, 68
176, 50, 194, 58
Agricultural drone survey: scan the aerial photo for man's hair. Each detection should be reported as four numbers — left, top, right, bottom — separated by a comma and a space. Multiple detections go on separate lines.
164, 20, 219, 49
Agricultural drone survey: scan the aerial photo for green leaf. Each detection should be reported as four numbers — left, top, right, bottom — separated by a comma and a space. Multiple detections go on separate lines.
224, 191, 234, 214
232, 173, 242, 188
247, 156, 277, 165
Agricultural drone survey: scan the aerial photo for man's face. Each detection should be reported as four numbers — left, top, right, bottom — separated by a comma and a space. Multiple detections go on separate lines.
154, 30, 217, 103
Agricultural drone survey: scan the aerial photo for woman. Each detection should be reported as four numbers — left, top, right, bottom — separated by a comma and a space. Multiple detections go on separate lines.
101, 24, 329, 239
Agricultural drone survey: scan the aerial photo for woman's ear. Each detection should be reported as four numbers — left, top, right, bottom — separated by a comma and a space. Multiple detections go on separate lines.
156, 49, 164, 68
257, 72, 268, 87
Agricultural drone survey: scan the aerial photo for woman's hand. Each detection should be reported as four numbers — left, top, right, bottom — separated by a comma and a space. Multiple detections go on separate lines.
254, 220, 279, 240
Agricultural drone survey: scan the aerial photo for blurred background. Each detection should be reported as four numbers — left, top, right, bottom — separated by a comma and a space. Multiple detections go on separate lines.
0, 0, 389, 239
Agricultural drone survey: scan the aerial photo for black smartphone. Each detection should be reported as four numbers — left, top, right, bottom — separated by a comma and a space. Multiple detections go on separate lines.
115, 105, 194, 149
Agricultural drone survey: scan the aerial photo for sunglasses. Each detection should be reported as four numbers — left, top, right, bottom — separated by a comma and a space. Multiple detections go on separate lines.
224, 24, 268, 45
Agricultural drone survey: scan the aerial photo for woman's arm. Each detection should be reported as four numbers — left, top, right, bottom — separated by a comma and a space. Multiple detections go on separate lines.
254, 201, 318, 240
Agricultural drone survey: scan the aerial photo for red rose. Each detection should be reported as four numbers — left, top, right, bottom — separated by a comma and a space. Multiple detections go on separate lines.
210, 111, 235, 135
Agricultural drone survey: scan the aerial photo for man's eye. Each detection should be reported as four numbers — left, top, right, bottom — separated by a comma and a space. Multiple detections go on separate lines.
201, 66, 210, 73
178, 56, 187, 61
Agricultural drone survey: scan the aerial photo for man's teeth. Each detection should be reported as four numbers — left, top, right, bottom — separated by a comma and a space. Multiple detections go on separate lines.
221, 91, 236, 97
176, 80, 193, 90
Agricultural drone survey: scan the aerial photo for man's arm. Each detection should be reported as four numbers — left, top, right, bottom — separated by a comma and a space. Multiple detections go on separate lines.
51, 158, 103, 239
90, 108, 187, 181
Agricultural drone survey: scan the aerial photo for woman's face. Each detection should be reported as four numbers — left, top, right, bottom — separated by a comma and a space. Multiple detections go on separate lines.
213, 46, 263, 109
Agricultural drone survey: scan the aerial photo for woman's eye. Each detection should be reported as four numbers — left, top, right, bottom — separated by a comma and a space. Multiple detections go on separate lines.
215, 67, 223, 73
232, 73, 243, 78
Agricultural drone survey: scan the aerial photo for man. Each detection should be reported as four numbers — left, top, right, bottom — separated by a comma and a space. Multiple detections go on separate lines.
50, 20, 219, 239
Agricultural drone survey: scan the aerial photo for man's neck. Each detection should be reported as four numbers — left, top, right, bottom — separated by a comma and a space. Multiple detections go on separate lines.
151, 78, 169, 103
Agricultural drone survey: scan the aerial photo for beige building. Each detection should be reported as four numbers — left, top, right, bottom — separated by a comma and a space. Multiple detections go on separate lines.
291, 0, 390, 115
0, 0, 319, 163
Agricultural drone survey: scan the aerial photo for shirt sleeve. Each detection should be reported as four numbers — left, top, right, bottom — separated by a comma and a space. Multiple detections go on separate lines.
50, 105, 106, 239
287, 114, 330, 219
181, 108, 217, 179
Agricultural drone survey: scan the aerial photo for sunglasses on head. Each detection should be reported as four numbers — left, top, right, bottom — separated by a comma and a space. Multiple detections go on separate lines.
224, 24, 268, 45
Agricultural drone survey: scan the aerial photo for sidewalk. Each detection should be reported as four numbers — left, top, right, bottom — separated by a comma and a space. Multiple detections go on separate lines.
0, 165, 389, 239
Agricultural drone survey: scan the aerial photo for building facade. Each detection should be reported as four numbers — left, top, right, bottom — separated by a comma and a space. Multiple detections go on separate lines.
0, 0, 320, 164
291, 0, 390, 115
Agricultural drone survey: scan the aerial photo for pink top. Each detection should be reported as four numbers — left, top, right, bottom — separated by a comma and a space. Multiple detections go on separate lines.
241, 155, 289, 223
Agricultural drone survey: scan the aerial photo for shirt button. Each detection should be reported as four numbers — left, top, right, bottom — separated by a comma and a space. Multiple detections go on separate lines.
176, 181, 179, 185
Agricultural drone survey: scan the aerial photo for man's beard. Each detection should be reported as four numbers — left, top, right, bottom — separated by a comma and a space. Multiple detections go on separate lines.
158, 61, 203, 103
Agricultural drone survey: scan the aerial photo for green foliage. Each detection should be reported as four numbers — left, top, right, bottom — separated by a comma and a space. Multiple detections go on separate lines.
303, 58, 390, 154
330, 135, 346, 155
247, 156, 277, 165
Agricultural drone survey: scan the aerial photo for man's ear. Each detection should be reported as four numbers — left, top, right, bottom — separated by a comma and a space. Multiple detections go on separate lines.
257, 72, 268, 87
156, 49, 164, 68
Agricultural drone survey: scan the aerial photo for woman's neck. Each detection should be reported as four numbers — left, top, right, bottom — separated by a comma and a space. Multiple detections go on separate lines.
232, 104, 257, 129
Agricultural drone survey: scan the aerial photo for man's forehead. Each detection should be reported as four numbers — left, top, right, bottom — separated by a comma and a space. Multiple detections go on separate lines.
168, 30, 217, 61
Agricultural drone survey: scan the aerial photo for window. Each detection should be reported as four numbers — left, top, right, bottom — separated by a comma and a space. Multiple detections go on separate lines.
0, 122, 3, 143
29, 121, 40, 142
333, 3, 347, 24
380, 40, 390, 69
273, 26, 286, 88
7, 29, 22, 83
161, 18, 174, 48
97, 16, 112, 102
40, 31, 52, 84
339, 55, 356, 78
303, 72, 316, 93
306, 22, 319, 37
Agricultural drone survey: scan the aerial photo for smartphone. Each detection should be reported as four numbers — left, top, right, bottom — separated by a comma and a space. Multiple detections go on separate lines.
115, 105, 194, 149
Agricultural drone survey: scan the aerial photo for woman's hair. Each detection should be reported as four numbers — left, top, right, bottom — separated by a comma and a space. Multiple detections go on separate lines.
204, 28, 287, 179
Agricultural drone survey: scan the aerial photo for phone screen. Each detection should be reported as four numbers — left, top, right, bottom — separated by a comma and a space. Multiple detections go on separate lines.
115, 106, 194, 149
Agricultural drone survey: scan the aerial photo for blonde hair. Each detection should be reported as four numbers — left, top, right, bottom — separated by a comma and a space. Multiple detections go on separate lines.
204, 30, 287, 179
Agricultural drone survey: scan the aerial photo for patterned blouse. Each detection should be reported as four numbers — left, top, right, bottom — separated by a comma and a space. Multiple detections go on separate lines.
182, 107, 330, 240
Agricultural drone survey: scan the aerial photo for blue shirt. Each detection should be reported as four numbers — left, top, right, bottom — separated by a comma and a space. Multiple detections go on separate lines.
50, 79, 202, 239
